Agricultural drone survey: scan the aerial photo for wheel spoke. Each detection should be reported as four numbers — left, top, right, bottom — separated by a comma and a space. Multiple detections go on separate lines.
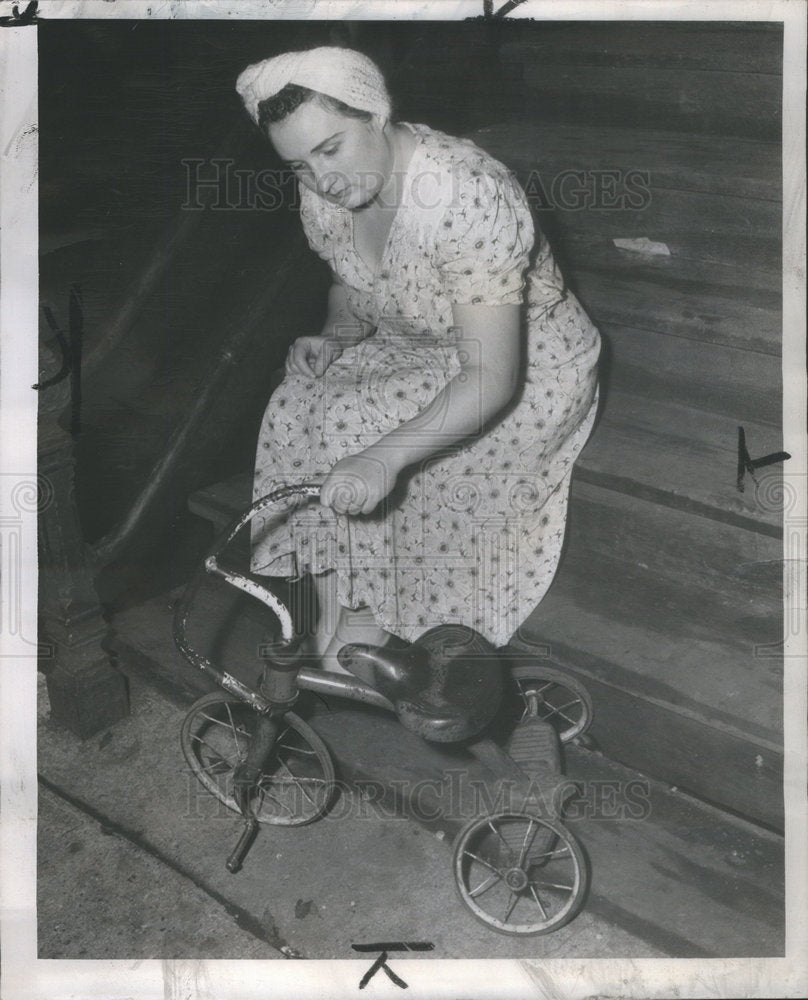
519, 680, 555, 700
529, 878, 573, 892
191, 734, 243, 767
224, 702, 241, 744
488, 819, 512, 856
503, 892, 520, 923
197, 711, 251, 740
200, 754, 238, 774
517, 680, 585, 732
529, 884, 548, 920
554, 697, 584, 713
277, 758, 317, 807
257, 775, 328, 788
539, 704, 579, 726
275, 741, 318, 756
463, 850, 503, 875
533, 846, 570, 861
468, 871, 504, 898
517, 819, 539, 869
256, 785, 295, 817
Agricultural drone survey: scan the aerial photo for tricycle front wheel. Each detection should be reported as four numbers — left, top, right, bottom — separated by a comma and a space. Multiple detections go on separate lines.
180, 692, 335, 826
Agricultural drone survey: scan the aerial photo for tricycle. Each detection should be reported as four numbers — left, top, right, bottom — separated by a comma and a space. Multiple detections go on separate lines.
174, 484, 594, 935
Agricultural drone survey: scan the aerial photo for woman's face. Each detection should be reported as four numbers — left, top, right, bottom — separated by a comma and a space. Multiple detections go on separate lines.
268, 99, 391, 211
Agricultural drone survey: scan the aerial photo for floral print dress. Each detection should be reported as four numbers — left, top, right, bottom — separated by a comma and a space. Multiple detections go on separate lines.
251, 122, 600, 648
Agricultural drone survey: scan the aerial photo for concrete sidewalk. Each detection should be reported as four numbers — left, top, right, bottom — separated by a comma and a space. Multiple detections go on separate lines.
38, 671, 668, 961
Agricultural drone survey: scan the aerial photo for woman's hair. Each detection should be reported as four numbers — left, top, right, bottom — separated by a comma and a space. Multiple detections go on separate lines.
257, 83, 373, 132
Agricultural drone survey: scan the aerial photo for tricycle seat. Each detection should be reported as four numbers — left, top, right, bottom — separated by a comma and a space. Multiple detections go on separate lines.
337, 625, 502, 743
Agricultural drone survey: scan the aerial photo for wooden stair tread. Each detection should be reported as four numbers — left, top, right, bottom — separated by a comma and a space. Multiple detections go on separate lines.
574, 267, 781, 356
603, 326, 782, 426
474, 122, 781, 202
564, 238, 781, 298
516, 69, 779, 138
578, 392, 784, 533
521, 547, 782, 744
534, 187, 778, 271
470, 124, 781, 279
570, 482, 781, 617
188, 472, 253, 528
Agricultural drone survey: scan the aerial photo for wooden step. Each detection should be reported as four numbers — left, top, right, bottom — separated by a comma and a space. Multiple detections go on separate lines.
563, 240, 781, 300
516, 68, 780, 140
574, 267, 781, 357
399, 24, 781, 140
519, 546, 783, 742
570, 481, 781, 615
475, 123, 781, 203
602, 326, 781, 425
470, 120, 782, 282
530, 184, 779, 272
579, 391, 784, 534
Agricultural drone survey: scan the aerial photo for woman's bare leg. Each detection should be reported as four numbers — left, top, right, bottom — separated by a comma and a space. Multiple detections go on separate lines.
309, 569, 339, 658
310, 570, 338, 654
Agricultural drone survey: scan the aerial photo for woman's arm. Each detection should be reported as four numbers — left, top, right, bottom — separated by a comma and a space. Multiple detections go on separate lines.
377, 302, 520, 464
321, 302, 521, 514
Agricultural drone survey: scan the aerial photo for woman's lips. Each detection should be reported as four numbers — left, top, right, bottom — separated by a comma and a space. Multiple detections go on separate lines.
322, 182, 348, 202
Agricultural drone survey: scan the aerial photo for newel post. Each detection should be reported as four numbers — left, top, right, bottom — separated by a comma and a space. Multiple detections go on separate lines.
37, 325, 129, 738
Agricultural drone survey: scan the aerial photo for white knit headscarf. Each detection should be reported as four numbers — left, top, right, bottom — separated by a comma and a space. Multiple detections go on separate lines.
236, 46, 391, 126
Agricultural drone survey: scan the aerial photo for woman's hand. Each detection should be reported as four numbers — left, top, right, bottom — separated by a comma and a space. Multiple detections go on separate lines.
320, 449, 403, 516
285, 335, 344, 378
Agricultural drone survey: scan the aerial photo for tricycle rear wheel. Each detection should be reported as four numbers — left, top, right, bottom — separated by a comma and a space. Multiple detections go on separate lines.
508, 664, 593, 744
453, 810, 588, 935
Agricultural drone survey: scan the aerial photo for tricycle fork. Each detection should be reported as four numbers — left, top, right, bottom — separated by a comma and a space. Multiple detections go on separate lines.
225, 639, 304, 873
226, 710, 284, 873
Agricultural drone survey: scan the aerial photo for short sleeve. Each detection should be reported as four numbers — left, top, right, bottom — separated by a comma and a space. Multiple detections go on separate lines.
435, 162, 535, 306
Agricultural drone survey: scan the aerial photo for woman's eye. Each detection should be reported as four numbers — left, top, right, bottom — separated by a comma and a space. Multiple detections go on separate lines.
321, 147, 338, 158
